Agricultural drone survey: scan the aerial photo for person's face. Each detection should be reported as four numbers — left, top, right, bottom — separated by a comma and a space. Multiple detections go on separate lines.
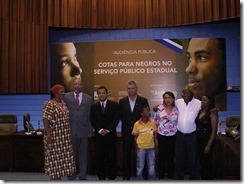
56, 43, 82, 92
141, 107, 151, 119
55, 87, 65, 100
73, 80, 82, 94
97, 88, 108, 102
182, 89, 193, 103
163, 94, 174, 106
185, 38, 225, 98
201, 95, 210, 109
127, 83, 138, 97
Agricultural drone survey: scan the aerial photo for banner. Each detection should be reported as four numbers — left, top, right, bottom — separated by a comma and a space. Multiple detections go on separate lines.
50, 38, 226, 111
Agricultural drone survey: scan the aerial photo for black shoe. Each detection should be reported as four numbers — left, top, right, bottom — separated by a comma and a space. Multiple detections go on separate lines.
108, 176, 116, 180
79, 177, 87, 180
67, 174, 76, 180
99, 177, 106, 180
123, 177, 130, 180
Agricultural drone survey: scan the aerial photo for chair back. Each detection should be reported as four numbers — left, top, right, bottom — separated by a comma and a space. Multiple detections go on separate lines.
0, 113, 17, 132
23, 113, 34, 132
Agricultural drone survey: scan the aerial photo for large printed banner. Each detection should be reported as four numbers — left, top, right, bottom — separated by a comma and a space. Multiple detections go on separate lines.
50, 38, 226, 111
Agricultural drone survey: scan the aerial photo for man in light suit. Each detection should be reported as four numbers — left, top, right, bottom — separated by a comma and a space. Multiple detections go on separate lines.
119, 80, 149, 180
90, 86, 119, 180
64, 79, 92, 180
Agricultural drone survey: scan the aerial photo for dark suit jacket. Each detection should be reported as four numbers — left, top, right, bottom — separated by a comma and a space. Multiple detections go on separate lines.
64, 92, 92, 138
90, 100, 119, 138
119, 95, 149, 136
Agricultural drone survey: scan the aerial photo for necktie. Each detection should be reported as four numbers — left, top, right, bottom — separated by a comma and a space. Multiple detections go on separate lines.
76, 94, 79, 105
101, 102, 105, 112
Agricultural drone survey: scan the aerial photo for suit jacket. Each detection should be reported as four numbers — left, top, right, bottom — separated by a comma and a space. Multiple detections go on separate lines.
90, 100, 119, 138
119, 95, 149, 136
64, 92, 92, 138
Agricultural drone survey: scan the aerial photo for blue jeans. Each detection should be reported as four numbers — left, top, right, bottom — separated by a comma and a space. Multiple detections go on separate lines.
136, 148, 156, 180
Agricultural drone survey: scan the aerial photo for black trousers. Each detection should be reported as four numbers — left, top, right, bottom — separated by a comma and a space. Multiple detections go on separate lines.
122, 133, 134, 178
174, 131, 200, 180
94, 134, 117, 180
157, 134, 176, 179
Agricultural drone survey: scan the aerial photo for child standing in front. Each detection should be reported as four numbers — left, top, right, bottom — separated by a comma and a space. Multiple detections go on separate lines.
132, 105, 158, 180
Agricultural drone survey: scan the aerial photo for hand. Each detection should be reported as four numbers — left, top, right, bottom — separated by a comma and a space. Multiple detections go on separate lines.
46, 135, 52, 147
154, 140, 158, 147
204, 145, 210, 154
210, 107, 219, 115
153, 105, 159, 112
101, 129, 109, 136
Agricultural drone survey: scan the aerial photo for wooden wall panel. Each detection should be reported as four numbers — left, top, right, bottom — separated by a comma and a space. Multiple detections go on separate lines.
166, 0, 174, 26
181, 0, 189, 25
0, 0, 240, 93
9, 22, 17, 92
19, 0, 25, 22
1, 20, 10, 93
158, 0, 167, 27
1, 0, 10, 19
204, 0, 213, 22
212, 0, 220, 21
16, 22, 25, 93
188, 0, 197, 24
0, 20, 2, 92
67, 0, 76, 27
24, 23, 33, 93
114, 0, 124, 28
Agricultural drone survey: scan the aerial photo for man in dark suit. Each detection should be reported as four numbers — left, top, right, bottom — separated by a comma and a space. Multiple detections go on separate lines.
119, 80, 149, 180
90, 86, 119, 180
64, 79, 92, 180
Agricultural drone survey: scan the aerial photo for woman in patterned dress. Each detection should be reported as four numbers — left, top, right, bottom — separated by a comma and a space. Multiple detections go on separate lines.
155, 91, 179, 179
43, 84, 76, 180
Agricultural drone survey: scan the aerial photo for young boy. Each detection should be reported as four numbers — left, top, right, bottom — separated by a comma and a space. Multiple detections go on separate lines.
131, 105, 158, 180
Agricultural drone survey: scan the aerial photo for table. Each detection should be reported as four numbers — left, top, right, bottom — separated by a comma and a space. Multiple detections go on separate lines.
214, 134, 240, 180
0, 131, 44, 172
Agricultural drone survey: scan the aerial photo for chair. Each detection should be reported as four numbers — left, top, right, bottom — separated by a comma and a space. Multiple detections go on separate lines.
23, 113, 34, 132
0, 113, 18, 132
225, 115, 240, 140
226, 115, 240, 127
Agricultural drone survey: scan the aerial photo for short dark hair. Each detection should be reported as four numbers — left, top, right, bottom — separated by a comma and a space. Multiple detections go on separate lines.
182, 85, 194, 95
97, 86, 108, 93
140, 105, 150, 113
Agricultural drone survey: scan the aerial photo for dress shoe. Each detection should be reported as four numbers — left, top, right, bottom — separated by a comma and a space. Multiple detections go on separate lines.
67, 174, 76, 180
123, 177, 130, 180
108, 176, 116, 180
79, 177, 87, 180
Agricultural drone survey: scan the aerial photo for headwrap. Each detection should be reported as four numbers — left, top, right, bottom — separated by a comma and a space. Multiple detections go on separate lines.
50, 84, 64, 94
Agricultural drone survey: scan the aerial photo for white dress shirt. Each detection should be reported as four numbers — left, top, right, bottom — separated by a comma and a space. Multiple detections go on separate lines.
175, 97, 201, 134
129, 96, 137, 112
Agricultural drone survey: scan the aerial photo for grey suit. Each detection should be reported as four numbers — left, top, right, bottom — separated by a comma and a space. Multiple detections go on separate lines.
64, 92, 92, 179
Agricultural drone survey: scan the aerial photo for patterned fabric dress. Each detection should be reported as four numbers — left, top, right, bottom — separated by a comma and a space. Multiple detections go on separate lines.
43, 100, 76, 179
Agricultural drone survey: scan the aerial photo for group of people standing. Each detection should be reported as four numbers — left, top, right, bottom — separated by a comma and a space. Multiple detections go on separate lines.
42, 79, 218, 180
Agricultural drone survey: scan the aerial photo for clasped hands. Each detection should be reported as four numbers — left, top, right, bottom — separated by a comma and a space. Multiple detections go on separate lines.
100, 128, 110, 136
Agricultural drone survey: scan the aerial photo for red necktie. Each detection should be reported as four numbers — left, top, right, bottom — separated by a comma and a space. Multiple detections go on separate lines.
76, 94, 79, 105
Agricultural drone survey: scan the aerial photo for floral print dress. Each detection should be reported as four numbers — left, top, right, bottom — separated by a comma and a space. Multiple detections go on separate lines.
155, 104, 178, 136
